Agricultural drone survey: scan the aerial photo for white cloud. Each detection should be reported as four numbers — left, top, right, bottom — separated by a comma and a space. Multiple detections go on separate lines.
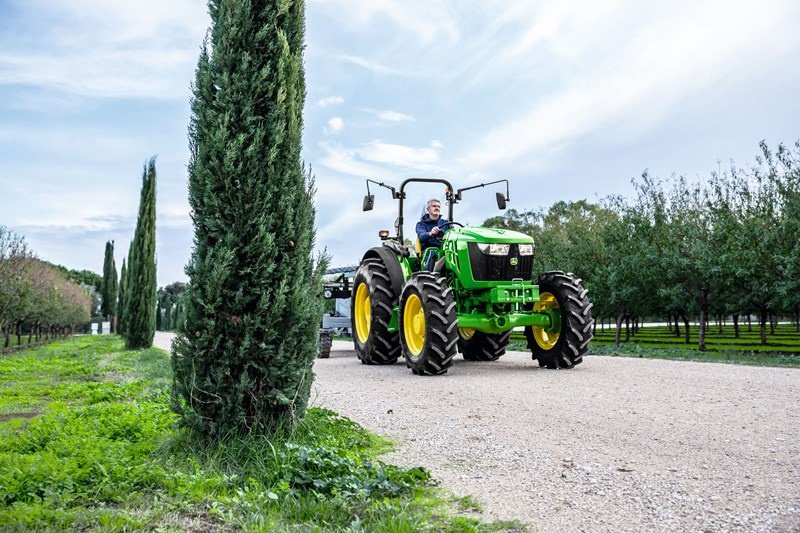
359, 142, 439, 169
459, 0, 800, 170
430, 140, 444, 148
312, 0, 459, 46
318, 142, 390, 178
377, 110, 415, 122
325, 117, 344, 135
0, 0, 209, 98
317, 140, 441, 176
338, 55, 406, 76
318, 95, 344, 107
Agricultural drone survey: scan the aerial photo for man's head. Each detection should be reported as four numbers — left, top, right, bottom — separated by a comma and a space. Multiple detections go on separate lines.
426, 198, 442, 220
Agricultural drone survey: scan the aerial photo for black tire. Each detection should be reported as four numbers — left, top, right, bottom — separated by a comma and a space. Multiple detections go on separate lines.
459, 330, 511, 361
399, 272, 458, 375
524, 271, 593, 369
351, 259, 401, 365
318, 330, 333, 359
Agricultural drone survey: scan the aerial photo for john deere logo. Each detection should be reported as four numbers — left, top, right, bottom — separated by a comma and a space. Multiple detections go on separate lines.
509, 257, 519, 266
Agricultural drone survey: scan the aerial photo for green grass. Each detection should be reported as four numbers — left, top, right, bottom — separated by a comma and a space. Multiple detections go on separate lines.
509, 323, 800, 367
0, 336, 523, 531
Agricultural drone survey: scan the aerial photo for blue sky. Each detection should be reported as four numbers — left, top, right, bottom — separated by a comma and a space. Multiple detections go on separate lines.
1, 0, 799, 286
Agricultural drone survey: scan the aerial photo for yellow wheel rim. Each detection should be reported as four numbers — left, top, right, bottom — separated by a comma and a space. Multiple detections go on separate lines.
354, 283, 371, 343
458, 327, 476, 340
403, 293, 425, 356
532, 292, 560, 350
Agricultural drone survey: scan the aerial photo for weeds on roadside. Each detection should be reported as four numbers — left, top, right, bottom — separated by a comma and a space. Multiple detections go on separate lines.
0, 336, 520, 531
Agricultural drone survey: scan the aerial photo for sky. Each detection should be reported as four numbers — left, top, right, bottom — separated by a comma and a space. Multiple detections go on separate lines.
1, 0, 799, 286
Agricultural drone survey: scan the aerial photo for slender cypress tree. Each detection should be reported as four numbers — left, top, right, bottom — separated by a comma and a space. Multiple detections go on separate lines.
163, 298, 172, 331
117, 258, 127, 335
124, 158, 158, 349
101, 241, 118, 331
156, 299, 164, 331
172, 0, 325, 436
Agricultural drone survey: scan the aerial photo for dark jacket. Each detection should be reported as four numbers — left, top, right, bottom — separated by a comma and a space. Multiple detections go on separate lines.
416, 214, 449, 248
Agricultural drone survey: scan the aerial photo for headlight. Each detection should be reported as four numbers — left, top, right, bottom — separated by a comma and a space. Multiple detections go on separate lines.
518, 244, 534, 256
477, 243, 510, 255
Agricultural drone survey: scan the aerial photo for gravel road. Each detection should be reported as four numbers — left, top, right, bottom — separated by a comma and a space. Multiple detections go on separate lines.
153, 332, 800, 531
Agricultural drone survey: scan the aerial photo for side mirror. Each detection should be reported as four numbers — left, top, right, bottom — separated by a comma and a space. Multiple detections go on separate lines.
496, 192, 507, 210
363, 194, 374, 211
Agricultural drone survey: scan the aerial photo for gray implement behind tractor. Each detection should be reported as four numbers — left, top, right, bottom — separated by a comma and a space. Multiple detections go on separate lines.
319, 265, 358, 358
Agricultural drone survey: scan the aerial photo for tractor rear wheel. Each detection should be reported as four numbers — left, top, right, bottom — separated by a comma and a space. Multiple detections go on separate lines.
399, 272, 458, 375
459, 330, 511, 361
351, 259, 401, 365
525, 271, 593, 369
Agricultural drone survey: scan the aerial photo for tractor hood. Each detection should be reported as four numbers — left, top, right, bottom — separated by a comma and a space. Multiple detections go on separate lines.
450, 226, 533, 244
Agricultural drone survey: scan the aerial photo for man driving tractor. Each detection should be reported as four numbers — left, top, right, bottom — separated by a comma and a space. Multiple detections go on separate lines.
416, 198, 449, 270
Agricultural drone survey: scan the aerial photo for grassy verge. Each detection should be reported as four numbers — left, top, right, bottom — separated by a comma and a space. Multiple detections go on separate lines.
509, 324, 800, 367
0, 336, 521, 531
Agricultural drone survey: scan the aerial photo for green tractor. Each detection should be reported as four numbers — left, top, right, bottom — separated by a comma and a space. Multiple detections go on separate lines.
352, 178, 593, 375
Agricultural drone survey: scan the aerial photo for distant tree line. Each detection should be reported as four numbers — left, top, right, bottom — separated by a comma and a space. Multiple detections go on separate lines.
0, 226, 92, 348
484, 141, 800, 350
156, 282, 187, 332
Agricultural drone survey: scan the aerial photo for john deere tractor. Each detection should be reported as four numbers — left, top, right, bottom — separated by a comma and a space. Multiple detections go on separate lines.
352, 178, 593, 375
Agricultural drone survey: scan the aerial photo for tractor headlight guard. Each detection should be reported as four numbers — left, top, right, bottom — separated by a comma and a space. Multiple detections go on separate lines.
518, 244, 534, 256
477, 243, 510, 256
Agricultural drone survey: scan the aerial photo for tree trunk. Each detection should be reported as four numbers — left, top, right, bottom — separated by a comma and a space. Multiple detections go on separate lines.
674, 314, 681, 337
769, 311, 776, 335
733, 313, 740, 339
624, 316, 630, 342
717, 315, 723, 334
3, 325, 10, 348
681, 314, 690, 344
592, 320, 597, 335
16, 321, 22, 346
759, 309, 768, 345
615, 313, 624, 345
698, 309, 707, 352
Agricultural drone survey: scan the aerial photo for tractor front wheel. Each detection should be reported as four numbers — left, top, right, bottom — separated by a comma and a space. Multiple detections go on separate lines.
351, 259, 401, 365
525, 271, 593, 369
399, 272, 458, 375
318, 330, 333, 359
459, 330, 511, 361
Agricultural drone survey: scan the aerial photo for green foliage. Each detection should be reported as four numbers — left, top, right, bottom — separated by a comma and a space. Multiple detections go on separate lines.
484, 141, 800, 349
0, 337, 491, 531
172, 0, 327, 436
51, 265, 103, 294
116, 258, 127, 335
100, 241, 118, 324
1, 230, 92, 346
123, 159, 157, 349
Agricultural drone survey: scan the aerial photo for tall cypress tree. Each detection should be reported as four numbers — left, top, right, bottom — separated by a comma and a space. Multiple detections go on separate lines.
117, 257, 127, 335
172, 0, 325, 436
101, 241, 118, 332
124, 158, 158, 349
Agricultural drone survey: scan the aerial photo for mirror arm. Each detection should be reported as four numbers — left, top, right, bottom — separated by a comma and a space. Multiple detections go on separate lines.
456, 178, 509, 201
366, 178, 397, 199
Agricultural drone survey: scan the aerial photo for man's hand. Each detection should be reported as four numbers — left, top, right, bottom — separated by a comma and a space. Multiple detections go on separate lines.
430, 226, 441, 236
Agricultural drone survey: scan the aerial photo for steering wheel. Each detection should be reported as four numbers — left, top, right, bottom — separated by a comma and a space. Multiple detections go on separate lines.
440, 221, 464, 229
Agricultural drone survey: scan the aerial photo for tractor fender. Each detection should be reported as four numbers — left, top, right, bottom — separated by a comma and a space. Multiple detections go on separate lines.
362, 246, 404, 298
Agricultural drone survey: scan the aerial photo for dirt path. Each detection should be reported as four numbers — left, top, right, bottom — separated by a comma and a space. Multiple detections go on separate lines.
154, 333, 800, 531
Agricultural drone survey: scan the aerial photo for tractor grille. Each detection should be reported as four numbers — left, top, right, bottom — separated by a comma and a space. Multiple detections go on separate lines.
467, 243, 533, 282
